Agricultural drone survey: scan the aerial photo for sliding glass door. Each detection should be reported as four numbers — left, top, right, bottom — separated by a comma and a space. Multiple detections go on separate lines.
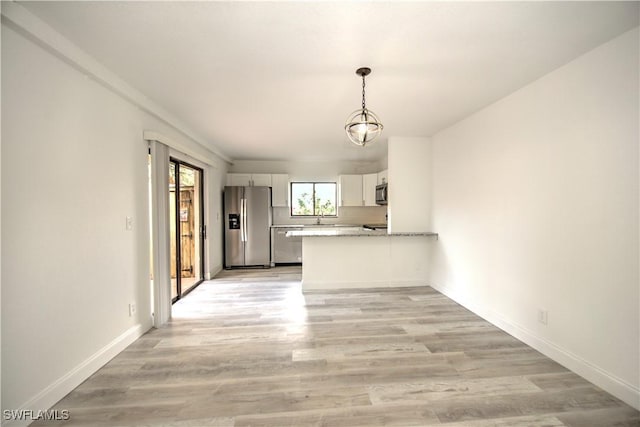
169, 159, 204, 302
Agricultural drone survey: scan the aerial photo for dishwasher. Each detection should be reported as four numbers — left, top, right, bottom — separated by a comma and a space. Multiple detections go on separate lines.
272, 227, 303, 264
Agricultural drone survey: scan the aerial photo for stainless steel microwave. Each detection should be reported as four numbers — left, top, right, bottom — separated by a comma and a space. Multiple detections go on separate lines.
375, 183, 388, 205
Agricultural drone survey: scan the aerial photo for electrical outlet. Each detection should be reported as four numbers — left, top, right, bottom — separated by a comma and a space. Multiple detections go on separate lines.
125, 216, 133, 231
129, 303, 136, 317
538, 309, 548, 325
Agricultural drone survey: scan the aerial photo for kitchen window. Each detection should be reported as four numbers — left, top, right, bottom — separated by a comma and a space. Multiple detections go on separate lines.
290, 182, 337, 216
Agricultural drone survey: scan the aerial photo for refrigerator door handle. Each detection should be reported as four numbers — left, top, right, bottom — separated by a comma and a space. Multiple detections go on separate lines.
244, 198, 249, 242
242, 198, 248, 242
240, 198, 245, 242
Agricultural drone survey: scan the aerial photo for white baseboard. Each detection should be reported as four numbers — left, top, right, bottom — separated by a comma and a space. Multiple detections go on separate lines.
3, 324, 149, 427
302, 279, 428, 291
430, 281, 640, 410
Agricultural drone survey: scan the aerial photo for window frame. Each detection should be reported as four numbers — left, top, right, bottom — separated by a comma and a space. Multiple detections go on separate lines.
289, 181, 338, 217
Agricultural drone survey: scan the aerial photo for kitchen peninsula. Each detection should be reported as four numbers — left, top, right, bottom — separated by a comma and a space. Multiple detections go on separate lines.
287, 228, 437, 291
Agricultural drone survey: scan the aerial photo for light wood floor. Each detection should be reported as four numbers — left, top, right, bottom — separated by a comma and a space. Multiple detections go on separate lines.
38, 267, 638, 426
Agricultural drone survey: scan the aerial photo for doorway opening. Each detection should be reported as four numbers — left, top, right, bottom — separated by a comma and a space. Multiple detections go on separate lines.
169, 159, 205, 302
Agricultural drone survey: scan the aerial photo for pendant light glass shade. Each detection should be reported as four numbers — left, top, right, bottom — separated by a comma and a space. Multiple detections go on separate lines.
345, 67, 383, 147
345, 108, 383, 146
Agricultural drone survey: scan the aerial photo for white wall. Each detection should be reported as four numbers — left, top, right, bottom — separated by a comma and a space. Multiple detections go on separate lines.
0, 15, 3, 413
387, 137, 432, 233
208, 164, 227, 276
378, 155, 388, 171
430, 28, 639, 408
1, 21, 226, 417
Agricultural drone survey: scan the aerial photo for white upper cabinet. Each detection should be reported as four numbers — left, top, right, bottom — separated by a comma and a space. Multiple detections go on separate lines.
340, 173, 384, 207
226, 173, 287, 206
363, 173, 378, 206
339, 174, 364, 206
227, 173, 252, 186
227, 171, 385, 208
377, 169, 388, 185
271, 174, 289, 207
226, 173, 272, 187
250, 174, 272, 187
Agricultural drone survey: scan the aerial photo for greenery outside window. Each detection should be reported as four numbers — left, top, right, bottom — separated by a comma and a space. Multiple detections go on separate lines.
290, 182, 337, 216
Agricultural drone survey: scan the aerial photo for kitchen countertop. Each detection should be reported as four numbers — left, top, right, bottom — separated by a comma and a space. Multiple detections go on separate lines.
271, 224, 361, 228
286, 229, 438, 238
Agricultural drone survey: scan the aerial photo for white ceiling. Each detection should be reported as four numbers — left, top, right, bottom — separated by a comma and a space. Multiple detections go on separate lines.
19, 1, 639, 162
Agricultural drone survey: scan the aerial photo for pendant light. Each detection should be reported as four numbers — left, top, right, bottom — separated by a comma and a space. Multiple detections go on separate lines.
345, 67, 383, 146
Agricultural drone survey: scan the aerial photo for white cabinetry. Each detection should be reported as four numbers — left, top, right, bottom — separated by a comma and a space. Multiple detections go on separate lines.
340, 173, 383, 207
271, 174, 289, 207
377, 169, 388, 185
226, 173, 272, 187
226, 173, 288, 206
227, 173, 251, 186
363, 173, 378, 206
339, 175, 364, 206
251, 174, 272, 186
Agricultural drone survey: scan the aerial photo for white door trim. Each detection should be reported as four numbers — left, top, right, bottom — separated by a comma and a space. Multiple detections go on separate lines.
148, 140, 172, 327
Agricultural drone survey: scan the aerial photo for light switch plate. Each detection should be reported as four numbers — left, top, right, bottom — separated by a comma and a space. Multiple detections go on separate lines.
538, 309, 548, 325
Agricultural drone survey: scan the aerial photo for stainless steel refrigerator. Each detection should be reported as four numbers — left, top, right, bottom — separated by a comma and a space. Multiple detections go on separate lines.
224, 186, 272, 268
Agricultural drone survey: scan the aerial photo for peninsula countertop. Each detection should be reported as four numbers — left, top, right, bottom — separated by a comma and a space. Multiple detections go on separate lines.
286, 228, 438, 238
271, 224, 361, 228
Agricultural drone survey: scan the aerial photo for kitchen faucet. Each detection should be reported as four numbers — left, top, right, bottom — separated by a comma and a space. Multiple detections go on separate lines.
316, 209, 324, 225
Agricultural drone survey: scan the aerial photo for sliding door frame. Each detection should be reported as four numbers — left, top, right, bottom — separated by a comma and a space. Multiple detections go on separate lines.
170, 157, 206, 303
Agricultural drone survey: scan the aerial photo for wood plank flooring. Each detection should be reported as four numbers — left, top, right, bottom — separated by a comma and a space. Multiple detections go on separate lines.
37, 267, 639, 426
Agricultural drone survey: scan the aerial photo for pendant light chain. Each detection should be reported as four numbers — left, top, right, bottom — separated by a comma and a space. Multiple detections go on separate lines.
361, 74, 367, 110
